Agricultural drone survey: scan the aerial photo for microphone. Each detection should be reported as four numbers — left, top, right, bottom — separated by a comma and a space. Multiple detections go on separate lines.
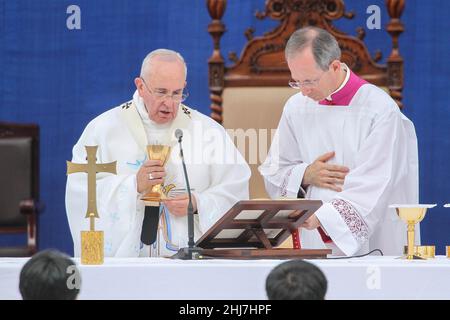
175, 128, 183, 142
171, 128, 199, 259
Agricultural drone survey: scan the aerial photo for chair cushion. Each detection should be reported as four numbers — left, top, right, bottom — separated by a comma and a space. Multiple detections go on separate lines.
222, 87, 296, 199
0, 137, 32, 227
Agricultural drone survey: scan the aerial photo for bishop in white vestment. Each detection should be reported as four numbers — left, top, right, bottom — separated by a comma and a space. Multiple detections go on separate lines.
66, 50, 250, 257
259, 28, 419, 256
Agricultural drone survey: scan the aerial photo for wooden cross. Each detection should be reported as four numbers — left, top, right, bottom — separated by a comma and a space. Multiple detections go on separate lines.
66, 145, 117, 230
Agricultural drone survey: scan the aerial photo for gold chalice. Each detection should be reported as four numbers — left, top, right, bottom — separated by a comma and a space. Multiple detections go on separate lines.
389, 204, 436, 260
141, 144, 171, 206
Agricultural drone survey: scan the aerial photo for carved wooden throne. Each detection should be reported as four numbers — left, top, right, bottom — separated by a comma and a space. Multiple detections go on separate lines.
207, 0, 405, 201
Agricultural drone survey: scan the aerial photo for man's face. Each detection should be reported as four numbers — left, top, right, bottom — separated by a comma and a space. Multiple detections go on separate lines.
135, 59, 186, 124
287, 48, 341, 101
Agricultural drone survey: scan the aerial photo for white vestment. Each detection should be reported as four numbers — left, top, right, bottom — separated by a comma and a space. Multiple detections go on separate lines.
66, 91, 251, 257
259, 82, 419, 256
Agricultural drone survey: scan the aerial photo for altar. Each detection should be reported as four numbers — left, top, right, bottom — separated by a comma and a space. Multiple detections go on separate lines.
1, 256, 450, 300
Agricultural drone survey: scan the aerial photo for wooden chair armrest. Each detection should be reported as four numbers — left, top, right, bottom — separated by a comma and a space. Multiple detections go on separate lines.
19, 199, 43, 215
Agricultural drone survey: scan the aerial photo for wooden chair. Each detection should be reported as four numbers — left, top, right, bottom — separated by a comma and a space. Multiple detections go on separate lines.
0, 122, 41, 256
207, 0, 405, 199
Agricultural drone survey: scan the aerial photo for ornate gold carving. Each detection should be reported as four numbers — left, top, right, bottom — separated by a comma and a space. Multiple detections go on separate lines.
81, 230, 104, 265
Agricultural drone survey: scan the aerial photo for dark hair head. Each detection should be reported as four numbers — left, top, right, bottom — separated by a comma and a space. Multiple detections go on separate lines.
19, 249, 80, 300
266, 259, 327, 300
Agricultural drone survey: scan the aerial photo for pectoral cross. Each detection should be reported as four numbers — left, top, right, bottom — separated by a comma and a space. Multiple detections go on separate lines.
66, 145, 117, 264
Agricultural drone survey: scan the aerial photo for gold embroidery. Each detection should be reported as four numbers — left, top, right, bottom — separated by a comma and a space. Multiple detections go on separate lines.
162, 184, 176, 196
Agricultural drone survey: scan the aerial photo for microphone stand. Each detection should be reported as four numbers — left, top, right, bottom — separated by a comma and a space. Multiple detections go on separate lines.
171, 132, 202, 260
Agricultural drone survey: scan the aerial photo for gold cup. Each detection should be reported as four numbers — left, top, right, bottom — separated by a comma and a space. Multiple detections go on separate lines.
390, 204, 436, 260
141, 145, 171, 206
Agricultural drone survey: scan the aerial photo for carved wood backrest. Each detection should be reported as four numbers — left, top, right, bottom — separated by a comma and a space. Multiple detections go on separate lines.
207, 0, 405, 199
207, 0, 405, 122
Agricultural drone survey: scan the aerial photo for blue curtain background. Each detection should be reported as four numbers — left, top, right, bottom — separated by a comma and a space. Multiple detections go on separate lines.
1, 0, 449, 255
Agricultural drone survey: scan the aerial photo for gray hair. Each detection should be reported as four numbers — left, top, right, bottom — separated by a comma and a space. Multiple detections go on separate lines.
140, 49, 187, 79
285, 27, 341, 71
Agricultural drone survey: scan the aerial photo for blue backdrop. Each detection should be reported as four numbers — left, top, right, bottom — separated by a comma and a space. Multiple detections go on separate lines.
1, 0, 449, 255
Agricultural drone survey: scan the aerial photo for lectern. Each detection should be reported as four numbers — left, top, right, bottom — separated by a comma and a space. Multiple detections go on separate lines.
195, 199, 331, 259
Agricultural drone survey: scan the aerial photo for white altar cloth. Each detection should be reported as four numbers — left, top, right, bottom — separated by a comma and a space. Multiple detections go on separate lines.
1, 256, 449, 300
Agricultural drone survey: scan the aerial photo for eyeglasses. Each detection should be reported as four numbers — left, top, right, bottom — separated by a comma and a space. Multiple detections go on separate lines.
141, 77, 189, 102
288, 70, 327, 89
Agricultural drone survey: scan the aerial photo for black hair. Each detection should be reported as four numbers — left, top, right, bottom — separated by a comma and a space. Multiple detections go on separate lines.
266, 259, 327, 300
19, 249, 80, 300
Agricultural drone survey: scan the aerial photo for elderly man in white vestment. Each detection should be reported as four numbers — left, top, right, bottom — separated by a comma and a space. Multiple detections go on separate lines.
66, 49, 251, 257
259, 27, 419, 256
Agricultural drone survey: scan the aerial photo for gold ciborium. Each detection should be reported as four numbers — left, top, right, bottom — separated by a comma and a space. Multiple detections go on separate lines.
403, 245, 435, 259
389, 204, 436, 260
141, 144, 171, 206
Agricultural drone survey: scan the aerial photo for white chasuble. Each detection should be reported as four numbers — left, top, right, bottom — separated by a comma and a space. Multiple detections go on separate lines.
66, 91, 251, 257
259, 70, 419, 256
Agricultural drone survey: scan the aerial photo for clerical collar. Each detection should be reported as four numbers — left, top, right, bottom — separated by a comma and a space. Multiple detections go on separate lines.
325, 63, 350, 101
318, 63, 368, 106
133, 90, 171, 130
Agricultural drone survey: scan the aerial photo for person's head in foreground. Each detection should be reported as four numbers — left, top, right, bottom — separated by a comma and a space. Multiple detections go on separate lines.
19, 249, 80, 300
266, 259, 327, 300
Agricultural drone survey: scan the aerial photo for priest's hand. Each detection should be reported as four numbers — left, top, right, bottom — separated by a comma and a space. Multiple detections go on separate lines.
162, 194, 198, 217
302, 151, 349, 192
301, 214, 321, 230
136, 160, 166, 194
